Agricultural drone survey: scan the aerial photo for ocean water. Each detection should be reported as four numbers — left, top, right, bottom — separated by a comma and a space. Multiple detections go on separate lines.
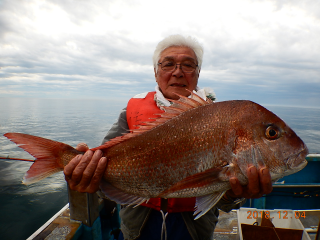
0, 98, 319, 240
0, 98, 126, 240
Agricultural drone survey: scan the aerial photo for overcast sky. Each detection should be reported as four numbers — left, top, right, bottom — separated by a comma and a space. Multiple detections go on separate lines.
0, 0, 319, 107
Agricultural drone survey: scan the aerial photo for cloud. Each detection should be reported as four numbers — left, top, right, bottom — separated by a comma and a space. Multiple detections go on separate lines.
0, 0, 319, 107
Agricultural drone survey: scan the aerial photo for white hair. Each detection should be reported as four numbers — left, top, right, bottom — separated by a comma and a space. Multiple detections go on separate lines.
153, 34, 204, 72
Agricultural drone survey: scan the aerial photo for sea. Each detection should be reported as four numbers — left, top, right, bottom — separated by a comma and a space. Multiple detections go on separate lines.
0, 98, 319, 240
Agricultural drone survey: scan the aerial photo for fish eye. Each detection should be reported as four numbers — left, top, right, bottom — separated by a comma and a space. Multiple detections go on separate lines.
265, 125, 281, 140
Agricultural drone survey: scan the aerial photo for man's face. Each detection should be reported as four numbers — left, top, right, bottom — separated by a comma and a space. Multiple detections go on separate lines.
155, 46, 200, 100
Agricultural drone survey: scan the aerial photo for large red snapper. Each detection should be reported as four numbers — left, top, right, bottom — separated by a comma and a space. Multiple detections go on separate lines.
4, 93, 308, 219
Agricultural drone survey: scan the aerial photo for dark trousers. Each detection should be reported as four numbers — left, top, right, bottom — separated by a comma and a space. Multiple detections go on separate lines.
118, 210, 193, 240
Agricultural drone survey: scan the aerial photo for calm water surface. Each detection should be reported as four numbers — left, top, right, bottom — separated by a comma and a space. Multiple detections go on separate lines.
0, 98, 319, 240
0, 98, 125, 240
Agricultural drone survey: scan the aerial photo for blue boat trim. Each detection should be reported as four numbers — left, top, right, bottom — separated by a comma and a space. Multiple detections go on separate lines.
306, 154, 320, 161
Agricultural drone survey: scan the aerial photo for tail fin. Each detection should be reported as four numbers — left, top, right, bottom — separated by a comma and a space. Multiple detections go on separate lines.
4, 133, 81, 184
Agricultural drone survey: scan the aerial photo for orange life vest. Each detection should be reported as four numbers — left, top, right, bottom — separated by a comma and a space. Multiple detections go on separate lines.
126, 91, 196, 213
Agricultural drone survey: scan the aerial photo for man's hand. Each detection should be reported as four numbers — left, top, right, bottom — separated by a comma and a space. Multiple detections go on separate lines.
64, 143, 107, 193
227, 165, 273, 199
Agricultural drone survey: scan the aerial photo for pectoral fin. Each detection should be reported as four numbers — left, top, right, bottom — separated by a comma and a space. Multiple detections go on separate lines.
194, 191, 226, 220
157, 167, 225, 198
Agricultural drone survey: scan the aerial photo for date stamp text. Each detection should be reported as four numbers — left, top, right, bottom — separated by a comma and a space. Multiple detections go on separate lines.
247, 210, 306, 219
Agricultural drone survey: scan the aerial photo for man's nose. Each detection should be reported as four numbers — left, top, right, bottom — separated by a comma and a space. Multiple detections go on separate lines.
172, 64, 183, 77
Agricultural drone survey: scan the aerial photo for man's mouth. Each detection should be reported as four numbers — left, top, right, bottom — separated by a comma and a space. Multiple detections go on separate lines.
170, 83, 187, 87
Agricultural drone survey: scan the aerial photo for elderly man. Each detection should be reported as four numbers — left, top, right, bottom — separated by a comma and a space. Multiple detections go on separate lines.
64, 35, 273, 240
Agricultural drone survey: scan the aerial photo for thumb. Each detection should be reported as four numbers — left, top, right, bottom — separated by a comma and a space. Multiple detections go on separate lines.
76, 142, 89, 151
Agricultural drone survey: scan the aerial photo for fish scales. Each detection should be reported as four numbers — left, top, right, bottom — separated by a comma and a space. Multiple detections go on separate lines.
4, 93, 308, 219
103, 101, 258, 198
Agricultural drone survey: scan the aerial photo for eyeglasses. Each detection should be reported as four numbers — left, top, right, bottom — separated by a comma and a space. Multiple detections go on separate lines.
158, 60, 198, 73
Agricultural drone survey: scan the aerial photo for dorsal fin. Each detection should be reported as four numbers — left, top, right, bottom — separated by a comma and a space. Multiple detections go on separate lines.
91, 91, 212, 151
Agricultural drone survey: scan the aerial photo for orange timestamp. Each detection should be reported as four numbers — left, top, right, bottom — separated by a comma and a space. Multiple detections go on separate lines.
247, 210, 306, 219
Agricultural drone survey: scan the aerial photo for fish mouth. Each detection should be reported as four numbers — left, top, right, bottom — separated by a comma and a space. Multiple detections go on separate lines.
287, 145, 309, 171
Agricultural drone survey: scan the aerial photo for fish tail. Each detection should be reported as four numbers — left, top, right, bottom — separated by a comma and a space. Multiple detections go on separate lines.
4, 133, 81, 185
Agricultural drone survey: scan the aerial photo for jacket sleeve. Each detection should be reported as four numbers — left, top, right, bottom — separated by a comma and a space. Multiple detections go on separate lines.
101, 108, 129, 144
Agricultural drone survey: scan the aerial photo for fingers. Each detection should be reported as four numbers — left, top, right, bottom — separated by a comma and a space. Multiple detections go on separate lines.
79, 150, 103, 191
259, 167, 273, 194
64, 149, 107, 193
228, 165, 273, 199
229, 177, 243, 197
246, 166, 260, 196
86, 157, 108, 193
71, 150, 94, 184
64, 154, 82, 179
228, 166, 260, 198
